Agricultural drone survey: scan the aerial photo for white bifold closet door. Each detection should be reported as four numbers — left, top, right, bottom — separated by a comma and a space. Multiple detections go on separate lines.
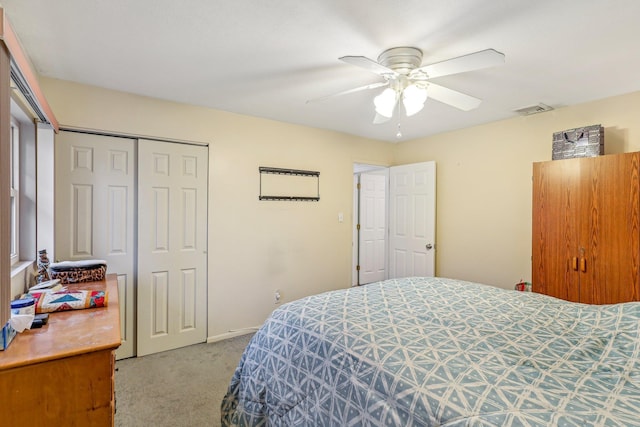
56, 133, 208, 359
55, 132, 136, 359
136, 139, 208, 356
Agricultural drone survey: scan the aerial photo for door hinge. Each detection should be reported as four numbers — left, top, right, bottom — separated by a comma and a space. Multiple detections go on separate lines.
356, 265, 360, 271
356, 224, 360, 230
357, 183, 361, 190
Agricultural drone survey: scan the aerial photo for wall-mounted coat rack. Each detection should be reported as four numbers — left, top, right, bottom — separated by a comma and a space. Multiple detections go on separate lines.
259, 167, 320, 201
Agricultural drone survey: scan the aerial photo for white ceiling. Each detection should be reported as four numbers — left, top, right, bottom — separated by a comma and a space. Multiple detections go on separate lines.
2, 0, 640, 142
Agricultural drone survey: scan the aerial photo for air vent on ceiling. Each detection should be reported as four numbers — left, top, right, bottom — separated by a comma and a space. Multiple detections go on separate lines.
514, 103, 554, 116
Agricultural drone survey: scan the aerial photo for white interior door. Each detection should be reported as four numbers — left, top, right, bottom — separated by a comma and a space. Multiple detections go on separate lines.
389, 162, 436, 278
55, 131, 136, 359
359, 173, 387, 284
137, 139, 208, 356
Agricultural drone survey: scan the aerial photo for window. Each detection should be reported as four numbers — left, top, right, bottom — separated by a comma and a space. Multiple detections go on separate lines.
9, 117, 19, 266
5, 97, 48, 313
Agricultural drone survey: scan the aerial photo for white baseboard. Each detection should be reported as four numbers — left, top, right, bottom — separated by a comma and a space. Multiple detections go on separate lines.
207, 327, 260, 344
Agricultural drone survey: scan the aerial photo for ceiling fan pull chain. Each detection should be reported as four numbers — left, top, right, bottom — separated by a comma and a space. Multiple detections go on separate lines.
396, 123, 402, 139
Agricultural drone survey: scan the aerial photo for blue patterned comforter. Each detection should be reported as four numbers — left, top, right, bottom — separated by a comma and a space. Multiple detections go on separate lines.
221, 277, 640, 426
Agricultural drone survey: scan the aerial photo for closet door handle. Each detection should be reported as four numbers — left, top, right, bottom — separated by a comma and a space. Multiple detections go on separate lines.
580, 257, 587, 272
572, 257, 578, 271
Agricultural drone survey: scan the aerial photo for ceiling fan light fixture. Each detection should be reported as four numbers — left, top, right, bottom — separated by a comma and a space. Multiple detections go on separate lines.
374, 87, 398, 118
331, 47, 505, 126
402, 84, 428, 116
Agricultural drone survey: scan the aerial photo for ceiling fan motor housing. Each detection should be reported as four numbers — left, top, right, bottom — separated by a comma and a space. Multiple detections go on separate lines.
377, 47, 423, 75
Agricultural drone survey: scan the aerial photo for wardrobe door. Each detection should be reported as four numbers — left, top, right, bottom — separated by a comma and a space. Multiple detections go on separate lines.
532, 158, 582, 302
580, 153, 640, 304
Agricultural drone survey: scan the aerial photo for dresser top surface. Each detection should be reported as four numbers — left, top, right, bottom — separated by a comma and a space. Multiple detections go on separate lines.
0, 274, 121, 370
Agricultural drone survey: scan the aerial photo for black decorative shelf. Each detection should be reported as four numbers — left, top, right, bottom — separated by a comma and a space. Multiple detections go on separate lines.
259, 166, 320, 201
259, 196, 319, 201
259, 167, 320, 177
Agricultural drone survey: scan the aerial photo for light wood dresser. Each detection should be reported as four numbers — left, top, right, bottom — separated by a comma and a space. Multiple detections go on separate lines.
0, 274, 121, 426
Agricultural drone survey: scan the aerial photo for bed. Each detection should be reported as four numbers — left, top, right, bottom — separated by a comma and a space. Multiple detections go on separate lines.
221, 277, 640, 426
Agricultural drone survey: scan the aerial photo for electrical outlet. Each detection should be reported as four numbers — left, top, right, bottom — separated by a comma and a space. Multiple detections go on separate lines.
274, 290, 281, 304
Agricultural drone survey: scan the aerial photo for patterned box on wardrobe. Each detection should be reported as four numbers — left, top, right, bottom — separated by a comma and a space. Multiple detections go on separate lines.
552, 124, 604, 160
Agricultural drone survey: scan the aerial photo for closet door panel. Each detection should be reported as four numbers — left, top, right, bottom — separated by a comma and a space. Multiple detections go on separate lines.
55, 131, 136, 359
137, 139, 208, 356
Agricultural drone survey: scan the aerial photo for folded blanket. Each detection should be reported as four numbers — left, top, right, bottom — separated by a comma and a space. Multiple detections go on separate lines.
49, 259, 107, 271
29, 290, 108, 313
49, 259, 107, 284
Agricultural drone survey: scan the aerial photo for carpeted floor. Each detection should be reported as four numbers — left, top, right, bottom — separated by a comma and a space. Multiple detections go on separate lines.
115, 333, 254, 427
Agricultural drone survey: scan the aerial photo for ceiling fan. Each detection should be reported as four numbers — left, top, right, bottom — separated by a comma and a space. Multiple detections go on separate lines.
311, 47, 505, 124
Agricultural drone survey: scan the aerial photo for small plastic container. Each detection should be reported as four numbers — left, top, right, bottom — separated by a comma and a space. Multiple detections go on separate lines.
514, 281, 532, 292
10, 297, 36, 316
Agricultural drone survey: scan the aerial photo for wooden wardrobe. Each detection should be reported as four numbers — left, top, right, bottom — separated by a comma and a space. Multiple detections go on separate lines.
532, 151, 640, 304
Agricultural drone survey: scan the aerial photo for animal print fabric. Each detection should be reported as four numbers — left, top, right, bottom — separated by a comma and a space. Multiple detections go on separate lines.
49, 260, 107, 284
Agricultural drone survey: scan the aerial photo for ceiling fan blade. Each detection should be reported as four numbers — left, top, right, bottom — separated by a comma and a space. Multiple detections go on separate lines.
426, 83, 482, 111
339, 55, 398, 77
306, 81, 388, 103
412, 48, 505, 79
373, 112, 392, 124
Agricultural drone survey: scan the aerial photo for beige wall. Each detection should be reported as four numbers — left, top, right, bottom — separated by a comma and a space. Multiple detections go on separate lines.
395, 90, 640, 288
40, 77, 394, 339
41, 76, 640, 338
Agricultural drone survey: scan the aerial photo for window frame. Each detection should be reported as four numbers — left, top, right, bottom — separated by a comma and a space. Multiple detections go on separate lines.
9, 116, 19, 267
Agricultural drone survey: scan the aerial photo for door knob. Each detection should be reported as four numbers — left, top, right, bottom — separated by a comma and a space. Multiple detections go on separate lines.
425, 243, 433, 250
